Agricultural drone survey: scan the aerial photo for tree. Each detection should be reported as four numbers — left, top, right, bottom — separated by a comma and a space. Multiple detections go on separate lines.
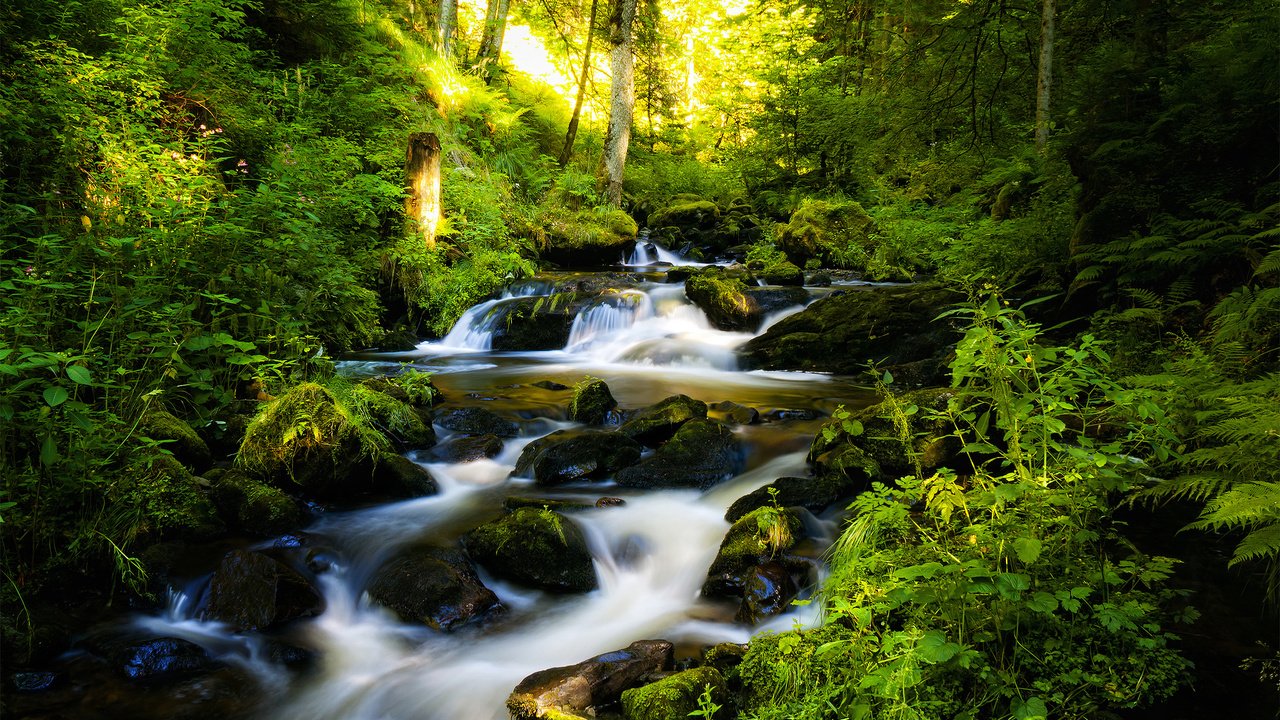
476, 0, 514, 79
440, 0, 458, 56
1034, 0, 1054, 154
559, 0, 601, 166
599, 0, 638, 207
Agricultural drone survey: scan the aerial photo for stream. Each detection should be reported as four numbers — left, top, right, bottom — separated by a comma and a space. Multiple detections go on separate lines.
37, 244, 884, 720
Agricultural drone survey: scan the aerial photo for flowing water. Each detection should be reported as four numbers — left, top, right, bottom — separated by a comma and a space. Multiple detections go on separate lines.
45, 243, 882, 720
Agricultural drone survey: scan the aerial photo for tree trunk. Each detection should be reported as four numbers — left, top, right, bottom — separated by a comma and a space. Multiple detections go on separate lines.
439, 0, 458, 56
1034, 0, 1055, 154
477, 0, 513, 79
559, 0, 601, 167
406, 133, 442, 249
599, 0, 637, 207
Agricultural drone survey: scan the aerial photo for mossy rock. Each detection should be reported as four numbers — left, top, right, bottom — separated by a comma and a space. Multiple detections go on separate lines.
513, 430, 642, 485
210, 469, 303, 536
141, 409, 212, 471
372, 453, 440, 498
685, 270, 808, 332
508, 640, 675, 720
776, 198, 876, 268
463, 508, 597, 593
540, 207, 639, 266
615, 419, 741, 490
351, 384, 436, 449
491, 298, 576, 351
433, 434, 505, 463
808, 388, 960, 482
724, 474, 861, 523
437, 407, 519, 438
759, 260, 804, 286
709, 401, 759, 426
618, 395, 709, 447
703, 506, 802, 599
569, 377, 616, 425
620, 666, 727, 720
648, 199, 720, 232
201, 550, 323, 632
367, 545, 502, 631
117, 454, 224, 541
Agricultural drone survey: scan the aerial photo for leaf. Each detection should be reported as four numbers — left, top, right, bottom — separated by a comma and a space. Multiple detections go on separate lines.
65, 365, 92, 385
1027, 591, 1058, 614
881, 369, 894, 385
43, 386, 68, 407
1012, 537, 1042, 565
1012, 696, 1048, 720
916, 630, 962, 663
892, 562, 944, 580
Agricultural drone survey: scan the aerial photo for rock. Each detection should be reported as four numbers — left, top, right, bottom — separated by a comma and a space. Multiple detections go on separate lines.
464, 508, 597, 593
540, 208, 640, 266
9, 671, 61, 693
709, 401, 758, 426
503, 496, 596, 512
352, 384, 436, 449
703, 506, 803, 599
122, 454, 224, 541
209, 469, 303, 536
201, 550, 323, 632
620, 666, 727, 720
739, 283, 964, 383
776, 198, 876, 268
433, 434, 505, 462
725, 475, 860, 523
378, 326, 420, 351
762, 408, 822, 423
648, 199, 720, 238
685, 270, 809, 332
110, 637, 221, 683
488, 297, 575, 351
759, 260, 804, 286
367, 545, 502, 631
596, 496, 626, 507
735, 560, 799, 624
808, 271, 832, 287
532, 380, 570, 391
436, 407, 519, 438
508, 640, 674, 720
618, 395, 708, 447
808, 388, 961, 482
615, 419, 741, 490
372, 453, 440, 498
141, 409, 212, 471
513, 430, 642, 486
569, 377, 617, 425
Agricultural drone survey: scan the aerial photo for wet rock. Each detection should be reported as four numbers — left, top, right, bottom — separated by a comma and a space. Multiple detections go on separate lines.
514, 430, 642, 486
615, 419, 741, 490
620, 666, 727, 720
596, 496, 626, 507
808, 388, 960, 482
436, 407, 519, 438
808, 271, 833, 287
569, 377, 617, 425
735, 560, 799, 624
759, 260, 804, 286
210, 469, 303, 536
372, 453, 440, 498
141, 409, 212, 471
508, 640, 674, 720
532, 380, 570, 391
503, 496, 596, 512
685, 270, 808, 332
725, 475, 861, 523
433, 434, 505, 462
709, 401, 759, 426
739, 284, 964, 384
464, 508, 597, 593
367, 545, 502, 631
110, 637, 221, 683
762, 408, 821, 423
354, 384, 436, 449
9, 670, 61, 693
378, 326, 420, 351
489, 299, 575, 351
201, 550, 323, 632
703, 506, 803, 599
618, 395, 708, 447
540, 208, 640, 266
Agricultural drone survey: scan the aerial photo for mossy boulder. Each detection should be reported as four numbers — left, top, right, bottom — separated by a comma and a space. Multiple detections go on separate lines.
513, 430, 642, 486
759, 260, 804, 286
486, 296, 577, 351
620, 666, 727, 720
569, 377, 617, 425
201, 550, 323, 632
540, 207, 640, 266
709, 401, 759, 426
367, 545, 502, 631
433, 434, 505, 462
372, 453, 440, 498
351, 384, 436, 449
508, 640, 674, 720
724, 474, 861, 523
119, 454, 224, 541
776, 198, 876, 268
436, 407, 519, 438
463, 508, 597, 593
703, 506, 803, 599
739, 283, 964, 383
615, 419, 741, 490
808, 388, 961, 482
141, 409, 212, 471
210, 469, 303, 536
618, 395, 708, 447
648, 199, 720, 233
685, 270, 809, 332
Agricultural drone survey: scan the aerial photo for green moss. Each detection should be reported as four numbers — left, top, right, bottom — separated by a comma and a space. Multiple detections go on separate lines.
649, 200, 721, 230
464, 507, 596, 592
569, 375, 616, 424
777, 198, 876, 269
707, 506, 802, 579
685, 270, 754, 331
540, 207, 639, 250
140, 409, 211, 470
113, 454, 223, 542
212, 470, 301, 536
620, 666, 726, 720
350, 383, 435, 447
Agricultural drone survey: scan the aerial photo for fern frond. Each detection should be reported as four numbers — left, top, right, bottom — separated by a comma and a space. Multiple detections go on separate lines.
1189, 481, 1280, 534
1137, 472, 1239, 504
1229, 524, 1280, 567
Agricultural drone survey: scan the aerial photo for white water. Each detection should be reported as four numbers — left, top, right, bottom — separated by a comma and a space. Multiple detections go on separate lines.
622, 237, 710, 267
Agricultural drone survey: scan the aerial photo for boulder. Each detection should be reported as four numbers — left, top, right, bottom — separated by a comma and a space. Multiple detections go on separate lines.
539, 208, 640, 266
464, 508, 597, 593
141, 409, 212, 471
738, 283, 964, 384
433, 434, 505, 463
703, 506, 803, 599
110, 637, 221, 683
436, 407, 519, 438
371, 453, 440, 498
508, 640, 674, 720
209, 469, 303, 536
620, 666, 727, 720
513, 430, 642, 486
618, 395, 708, 447
685, 270, 809, 332
352, 384, 436, 449
201, 550, 323, 632
759, 260, 804, 287
724, 475, 861, 523
569, 377, 617, 425
121, 454, 224, 541
776, 198, 876, 268
615, 419, 741, 490
735, 560, 799, 624
486, 297, 576, 351
367, 546, 502, 631
648, 199, 720, 237
709, 401, 759, 426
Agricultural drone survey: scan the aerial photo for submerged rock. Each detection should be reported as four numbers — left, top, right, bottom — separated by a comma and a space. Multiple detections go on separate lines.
367, 545, 502, 631
569, 377, 617, 425
436, 407, 519, 438
513, 430, 642, 485
620, 665, 727, 720
618, 395, 708, 447
615, 419, 741, 490
110, 637, 221, 683
508, 640, 674, 720
201, 550, 323, 632
464, 508, 597, 593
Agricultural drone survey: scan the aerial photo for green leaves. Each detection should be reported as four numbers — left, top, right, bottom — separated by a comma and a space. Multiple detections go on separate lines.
43, 386, 68, 407
1012, 537, 1042, 565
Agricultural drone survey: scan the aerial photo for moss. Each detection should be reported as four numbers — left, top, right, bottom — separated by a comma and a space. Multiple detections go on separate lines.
464, 507, 597, 592
115, 454, 223, 542
540, 207, 639, 250
619, 394, 708, 446
649, 200, 721, 230
684, 270, 754, 331
620, 666, 727, 720
760, 259, 804, 286
776, 198, 876, 268
350, 383, 435, 447
706, 506, 802, 580
569, 376, 616, 424
211, 469, 302, 536
140, 409, 211, 470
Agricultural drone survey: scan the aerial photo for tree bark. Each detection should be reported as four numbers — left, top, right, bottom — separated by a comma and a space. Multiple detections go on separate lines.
406, 133, 442, 249
599, 0, 638, 207
1034, 0, 1055, 154
559, 0, 601, 167
439, 0, 458, 56
477, 0, 513, 79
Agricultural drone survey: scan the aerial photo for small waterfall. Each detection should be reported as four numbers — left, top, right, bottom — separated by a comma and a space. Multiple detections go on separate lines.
565, 290, 655, 349
433, 283, 554, 351
622, 236, 709, 267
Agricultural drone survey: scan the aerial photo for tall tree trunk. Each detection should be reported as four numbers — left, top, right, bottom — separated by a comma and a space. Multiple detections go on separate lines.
477, 0, 513, 79
1034, 0, 1055, 154
599, 0, 637, 207
406, 132, 442, 249
559, 0, 600, 167
439, 0, 458, 56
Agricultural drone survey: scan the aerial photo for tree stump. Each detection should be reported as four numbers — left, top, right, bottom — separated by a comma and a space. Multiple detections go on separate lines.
406, 132, 442, 248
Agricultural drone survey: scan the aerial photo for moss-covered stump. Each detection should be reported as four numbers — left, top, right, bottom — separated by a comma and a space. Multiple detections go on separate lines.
569, 377, 617, 425
620, 666, 727, 720
372, 453, 440, 498
615, 419, 741, 490
703, 506, 803, 599
436, 407, 519, 438
201, 550, 323, 632
141, 409, 212, 471
807, 388, 960, 482
540, 207, 639, 266
367, 545, 502, 631
209, 469, 303, 536
513, 430, 642, 486
724, 475, 860, 523
618, 395, 708, 447
508, 640, 674, 720
776, 198, 876, 268
433, 434, 505, 463
738, 283, 964, 383
463, 508, 597, 593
